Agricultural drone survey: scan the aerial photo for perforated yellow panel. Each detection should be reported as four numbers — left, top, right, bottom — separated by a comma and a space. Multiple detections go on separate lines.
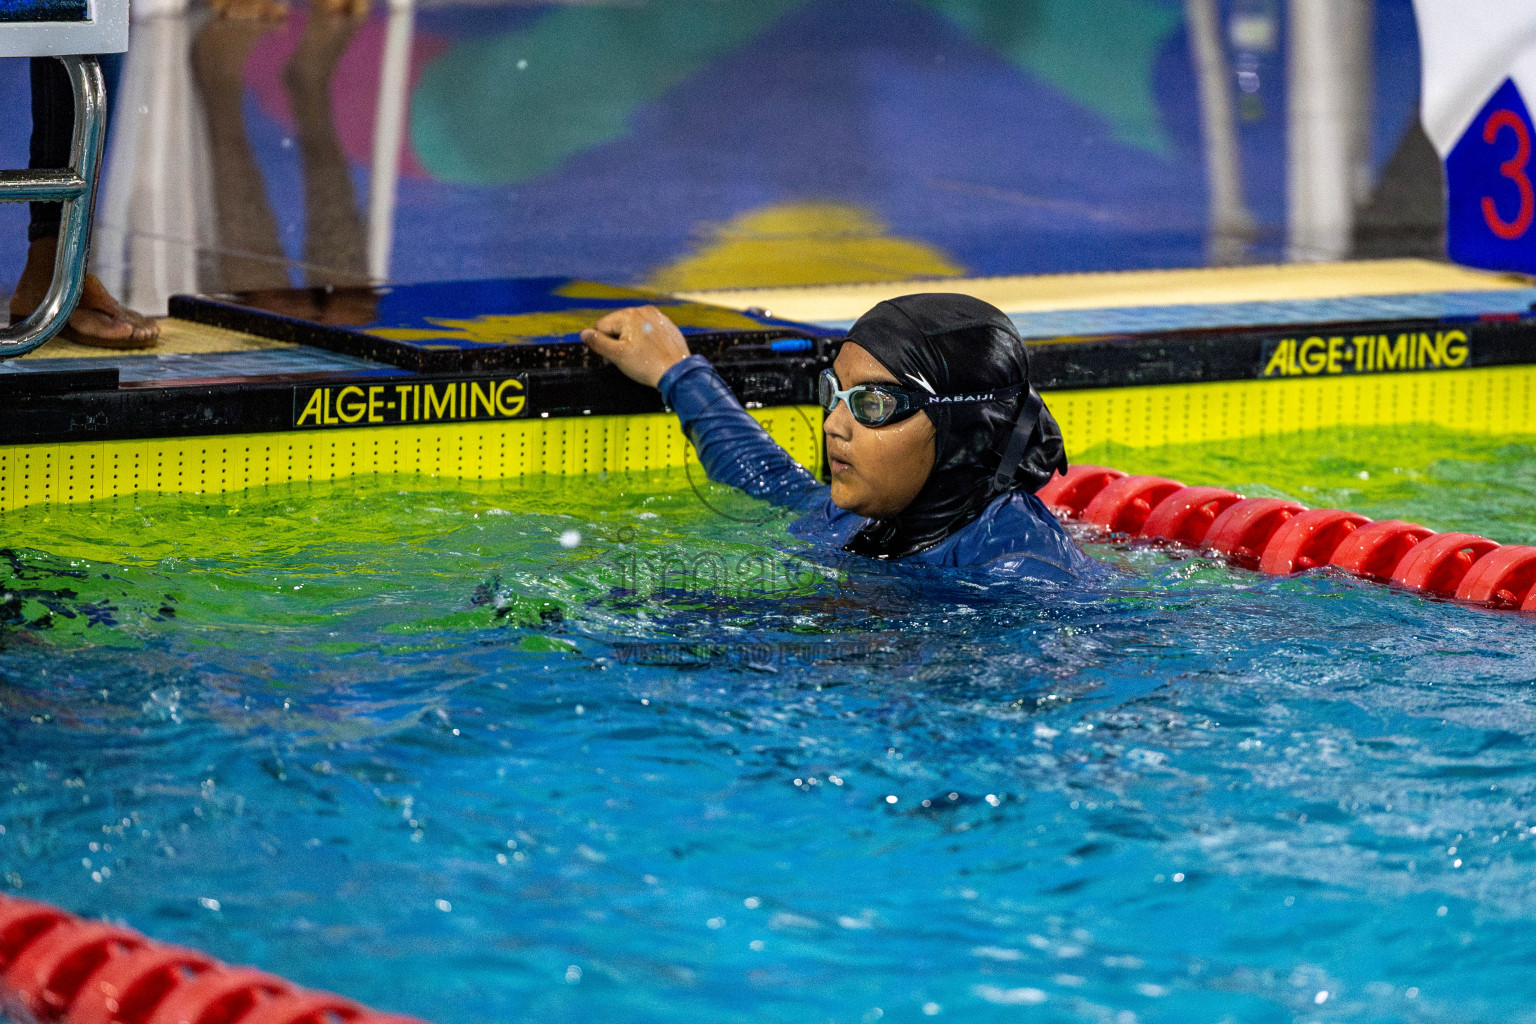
1, 366, 1531, 512
0, 406, 824, 513
1045, 365, 1536, 456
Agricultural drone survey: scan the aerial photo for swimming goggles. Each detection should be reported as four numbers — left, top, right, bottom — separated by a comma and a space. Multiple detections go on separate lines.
817, 368, 1025, 427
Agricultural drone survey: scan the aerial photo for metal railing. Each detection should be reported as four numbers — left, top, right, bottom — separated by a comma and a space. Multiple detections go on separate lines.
0, 54, 106, 358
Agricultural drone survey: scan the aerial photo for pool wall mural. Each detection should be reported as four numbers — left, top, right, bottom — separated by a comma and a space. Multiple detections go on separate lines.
1, 0, 1428, 314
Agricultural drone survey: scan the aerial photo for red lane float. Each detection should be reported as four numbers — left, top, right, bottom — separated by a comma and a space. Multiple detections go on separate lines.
1455, 546, 1536, 608
0, 895, 426, 1024
69, 945, 215, 1024
1328, 520, 1436, 579
1258, 509, 1372, 575
3, 921, 144, 1022
1081, 475, 1185, 535
237, 991, 363, 1024
145, 967, 294, 1024
1036, 465, 1125, 517
1203, 498, 1308, 569
1138, 486, 1243, 546
1390, 532, 1501, 597
0, 900, 69, 961
1038, 465, 1535, 614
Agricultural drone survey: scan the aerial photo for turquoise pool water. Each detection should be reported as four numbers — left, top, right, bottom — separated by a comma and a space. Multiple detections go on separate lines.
2, 426, 1535, 1024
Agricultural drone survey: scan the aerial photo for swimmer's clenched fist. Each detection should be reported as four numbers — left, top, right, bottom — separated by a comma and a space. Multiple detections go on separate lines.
580, 306, 691, 389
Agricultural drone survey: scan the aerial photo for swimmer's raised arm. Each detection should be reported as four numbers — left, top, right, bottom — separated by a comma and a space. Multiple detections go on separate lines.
580, 306, 690, 389
581, 305, 826, 510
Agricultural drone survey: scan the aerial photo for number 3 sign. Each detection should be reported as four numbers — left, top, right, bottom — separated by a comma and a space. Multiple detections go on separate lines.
1447, 78, 1536, 273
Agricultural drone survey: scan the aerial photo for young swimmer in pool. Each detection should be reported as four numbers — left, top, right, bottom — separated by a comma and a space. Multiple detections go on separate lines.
581, 293, 1091, 578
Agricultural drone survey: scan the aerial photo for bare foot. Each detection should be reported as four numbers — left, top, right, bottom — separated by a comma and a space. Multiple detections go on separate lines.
210, 0, 289, 20
9, 237, 160, 350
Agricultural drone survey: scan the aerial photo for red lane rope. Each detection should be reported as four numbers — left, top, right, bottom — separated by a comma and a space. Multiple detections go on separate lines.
1038, 465, 1536, 613
0, 896, 427, 1024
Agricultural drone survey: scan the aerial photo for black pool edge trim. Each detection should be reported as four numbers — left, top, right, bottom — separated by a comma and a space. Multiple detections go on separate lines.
0, 303, 1532, 447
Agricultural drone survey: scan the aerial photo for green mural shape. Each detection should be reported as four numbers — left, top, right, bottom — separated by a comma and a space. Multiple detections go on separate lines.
921, 0, 1184, 155
412, 0, 810, 185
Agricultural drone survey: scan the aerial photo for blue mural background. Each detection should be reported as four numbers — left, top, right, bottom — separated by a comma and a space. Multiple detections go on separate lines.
0, 0, 1427, 303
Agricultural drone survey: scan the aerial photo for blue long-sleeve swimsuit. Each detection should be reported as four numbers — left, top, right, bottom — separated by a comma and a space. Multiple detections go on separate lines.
659, 356, 1092, 581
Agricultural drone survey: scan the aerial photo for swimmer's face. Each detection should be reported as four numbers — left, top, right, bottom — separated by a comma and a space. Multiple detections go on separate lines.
823, 342, 936, 518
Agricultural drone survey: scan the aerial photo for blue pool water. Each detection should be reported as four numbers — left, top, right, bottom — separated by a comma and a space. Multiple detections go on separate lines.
2, 435, 1536, 1024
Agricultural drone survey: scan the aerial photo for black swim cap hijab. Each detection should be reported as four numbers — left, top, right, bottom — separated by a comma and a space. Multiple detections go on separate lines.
838, 293, 1067, 559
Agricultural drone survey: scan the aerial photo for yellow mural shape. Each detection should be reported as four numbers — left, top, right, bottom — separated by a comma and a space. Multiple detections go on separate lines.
648, 202, 965, 291
553, 281, 657, 301
368, 302, 776, 346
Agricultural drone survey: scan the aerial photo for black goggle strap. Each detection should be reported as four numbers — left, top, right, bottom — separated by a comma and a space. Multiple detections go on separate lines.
992, 386, 1046, 490
915, 381, 1025, 407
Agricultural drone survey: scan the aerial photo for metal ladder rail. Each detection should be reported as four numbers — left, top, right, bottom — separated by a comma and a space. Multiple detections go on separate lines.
0, 53, 106, 358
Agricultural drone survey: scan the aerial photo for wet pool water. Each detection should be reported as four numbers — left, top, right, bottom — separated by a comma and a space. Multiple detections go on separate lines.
2, 426, 1535, 1024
